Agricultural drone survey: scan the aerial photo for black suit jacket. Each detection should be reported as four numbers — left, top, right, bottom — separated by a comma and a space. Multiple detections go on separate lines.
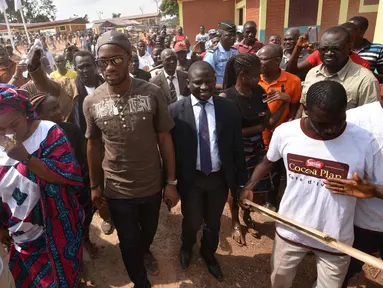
133, 69, 151, 82
74, 74, 105, 136
168, 96, 248, 197
150, 70, 190, 105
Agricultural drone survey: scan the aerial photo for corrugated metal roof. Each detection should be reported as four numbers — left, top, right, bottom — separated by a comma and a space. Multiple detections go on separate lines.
0, 17, 87, 29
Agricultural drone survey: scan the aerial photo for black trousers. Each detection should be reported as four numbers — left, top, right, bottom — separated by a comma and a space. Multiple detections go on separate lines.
107, 191, 162, 288
180, 170, 229, 262
267, 159, 285, 208
342, 225, 383, 287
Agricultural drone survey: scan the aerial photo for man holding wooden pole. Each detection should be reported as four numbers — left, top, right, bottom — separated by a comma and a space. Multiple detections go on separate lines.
241, 80, 378, 288
324, 99, 383, 287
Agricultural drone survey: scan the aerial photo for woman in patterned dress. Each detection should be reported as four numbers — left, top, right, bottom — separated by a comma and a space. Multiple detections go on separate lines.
0, 85, 84, 287
220, 54, 291, 246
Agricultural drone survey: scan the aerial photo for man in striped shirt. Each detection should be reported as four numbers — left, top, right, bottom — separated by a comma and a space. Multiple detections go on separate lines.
349, 16, 383, 83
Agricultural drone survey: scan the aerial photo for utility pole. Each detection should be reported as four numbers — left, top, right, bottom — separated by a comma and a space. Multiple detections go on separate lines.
153, 0, 160, 24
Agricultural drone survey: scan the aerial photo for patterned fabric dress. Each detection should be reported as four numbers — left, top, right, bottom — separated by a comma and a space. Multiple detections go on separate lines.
0, 120, 84, 288
225, 86, 274, 193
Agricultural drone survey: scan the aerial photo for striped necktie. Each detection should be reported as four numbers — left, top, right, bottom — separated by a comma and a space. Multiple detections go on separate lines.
167, 75, 177, 102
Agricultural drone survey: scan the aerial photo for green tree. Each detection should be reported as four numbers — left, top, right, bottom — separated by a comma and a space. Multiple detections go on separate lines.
159, 0, 179, 17
112, 13, 121, 18
0, 0, 57, 23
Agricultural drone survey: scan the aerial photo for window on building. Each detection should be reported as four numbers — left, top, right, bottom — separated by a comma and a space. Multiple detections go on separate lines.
238, 8, 244, 26
363, 0, 379, 5
288, 0, 319, 27
60, 26, 66, 31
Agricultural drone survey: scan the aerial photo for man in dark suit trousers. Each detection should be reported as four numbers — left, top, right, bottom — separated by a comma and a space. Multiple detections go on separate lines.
150, 49, 190, 105
130, 52, 151, 82
168, 61, 248, 280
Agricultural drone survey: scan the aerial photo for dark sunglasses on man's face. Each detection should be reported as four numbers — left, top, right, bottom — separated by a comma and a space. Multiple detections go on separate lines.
318, 45, 344, 54
95, 53, 129, 68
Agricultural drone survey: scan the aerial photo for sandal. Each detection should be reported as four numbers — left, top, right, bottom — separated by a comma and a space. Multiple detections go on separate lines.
232, 224, 245, 246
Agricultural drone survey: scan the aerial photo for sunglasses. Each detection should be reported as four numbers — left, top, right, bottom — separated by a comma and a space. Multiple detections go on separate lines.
318, 45, 345, 54
95, 53, 129, 68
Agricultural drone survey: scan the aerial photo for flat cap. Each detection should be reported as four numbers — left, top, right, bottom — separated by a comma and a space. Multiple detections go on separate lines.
218, 21, 236, 33
97, 30, 132, 54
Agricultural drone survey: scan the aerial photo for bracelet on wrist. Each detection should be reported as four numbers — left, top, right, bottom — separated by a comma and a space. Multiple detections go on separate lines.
21, 154, 32, 166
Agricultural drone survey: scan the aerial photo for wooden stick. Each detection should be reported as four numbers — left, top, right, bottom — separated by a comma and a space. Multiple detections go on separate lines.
244, 199, 383, 270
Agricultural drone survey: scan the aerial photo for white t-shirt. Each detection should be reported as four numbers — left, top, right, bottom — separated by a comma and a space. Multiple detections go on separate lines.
346, 102, 383, 232
267, 119, 376, 252
139, 52, 154, 71
195, 33, 209, 43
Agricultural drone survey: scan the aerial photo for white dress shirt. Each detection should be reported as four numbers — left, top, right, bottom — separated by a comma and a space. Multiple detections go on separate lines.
139, 52, 154, 71
191, 95, 221, 172
164, 70, 181, 100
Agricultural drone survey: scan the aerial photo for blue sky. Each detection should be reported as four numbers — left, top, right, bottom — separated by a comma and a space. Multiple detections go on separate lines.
53, 0, 159, 22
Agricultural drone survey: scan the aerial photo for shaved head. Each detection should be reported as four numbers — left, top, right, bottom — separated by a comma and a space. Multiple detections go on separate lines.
161, 48, 176, 61
257, 44, 283, 74
285, 28, 300, 39
54, 54, 65, 62
188, 61, 215, 78
258, 44, 283, 58
188, 61, 216, 101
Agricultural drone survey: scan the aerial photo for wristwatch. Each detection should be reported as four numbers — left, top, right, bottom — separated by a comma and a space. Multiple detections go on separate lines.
167, 179, 178, 186
21, 154, 32, 166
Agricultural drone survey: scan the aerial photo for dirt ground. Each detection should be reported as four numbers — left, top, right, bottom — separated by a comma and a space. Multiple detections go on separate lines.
83, 203, 383, 288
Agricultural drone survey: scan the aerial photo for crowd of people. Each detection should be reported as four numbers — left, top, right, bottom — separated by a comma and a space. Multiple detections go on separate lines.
0, 13, 381, 288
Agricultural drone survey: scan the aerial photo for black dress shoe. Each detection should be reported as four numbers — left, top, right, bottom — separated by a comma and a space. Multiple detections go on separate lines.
179, 248, 192, 269
200, 251, 224, 281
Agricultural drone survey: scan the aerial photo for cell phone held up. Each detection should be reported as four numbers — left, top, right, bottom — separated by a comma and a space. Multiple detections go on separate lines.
308, 26, 318, 44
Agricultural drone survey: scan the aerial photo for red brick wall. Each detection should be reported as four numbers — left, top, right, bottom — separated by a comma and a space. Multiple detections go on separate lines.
183, 0, 235, 43
347, 0, 377, 41
246, 0, 260, 24
265, 0, 286, 40
320, 0, 341, 36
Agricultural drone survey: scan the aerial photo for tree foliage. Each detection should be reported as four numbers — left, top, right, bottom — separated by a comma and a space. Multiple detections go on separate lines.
112, 13, 121, 18
0, 0, 57, 23
159, 0, 179, 17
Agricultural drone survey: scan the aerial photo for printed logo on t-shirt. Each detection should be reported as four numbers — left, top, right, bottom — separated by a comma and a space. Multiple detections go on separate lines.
287, 153, 349, 180
93, 95, 153, 119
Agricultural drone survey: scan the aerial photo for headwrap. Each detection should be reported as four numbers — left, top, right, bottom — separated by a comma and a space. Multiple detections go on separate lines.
0, 84, 37, 120
218, 21, 237, 33
30, 93, 49, 114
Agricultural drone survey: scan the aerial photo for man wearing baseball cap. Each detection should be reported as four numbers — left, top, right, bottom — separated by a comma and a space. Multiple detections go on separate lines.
205, 29, 218, 51
83, 31, 178, 287
174, 41, 189, 71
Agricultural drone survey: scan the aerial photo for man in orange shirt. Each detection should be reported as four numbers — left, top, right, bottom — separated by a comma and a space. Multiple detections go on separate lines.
257, 44, 302, 148
258, 44, 301, 210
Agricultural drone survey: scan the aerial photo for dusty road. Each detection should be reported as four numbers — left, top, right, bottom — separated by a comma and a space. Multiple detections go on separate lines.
84, 203, 383, 288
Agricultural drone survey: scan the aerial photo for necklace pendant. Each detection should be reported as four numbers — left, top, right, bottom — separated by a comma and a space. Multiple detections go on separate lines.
113, 106, 119, 116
